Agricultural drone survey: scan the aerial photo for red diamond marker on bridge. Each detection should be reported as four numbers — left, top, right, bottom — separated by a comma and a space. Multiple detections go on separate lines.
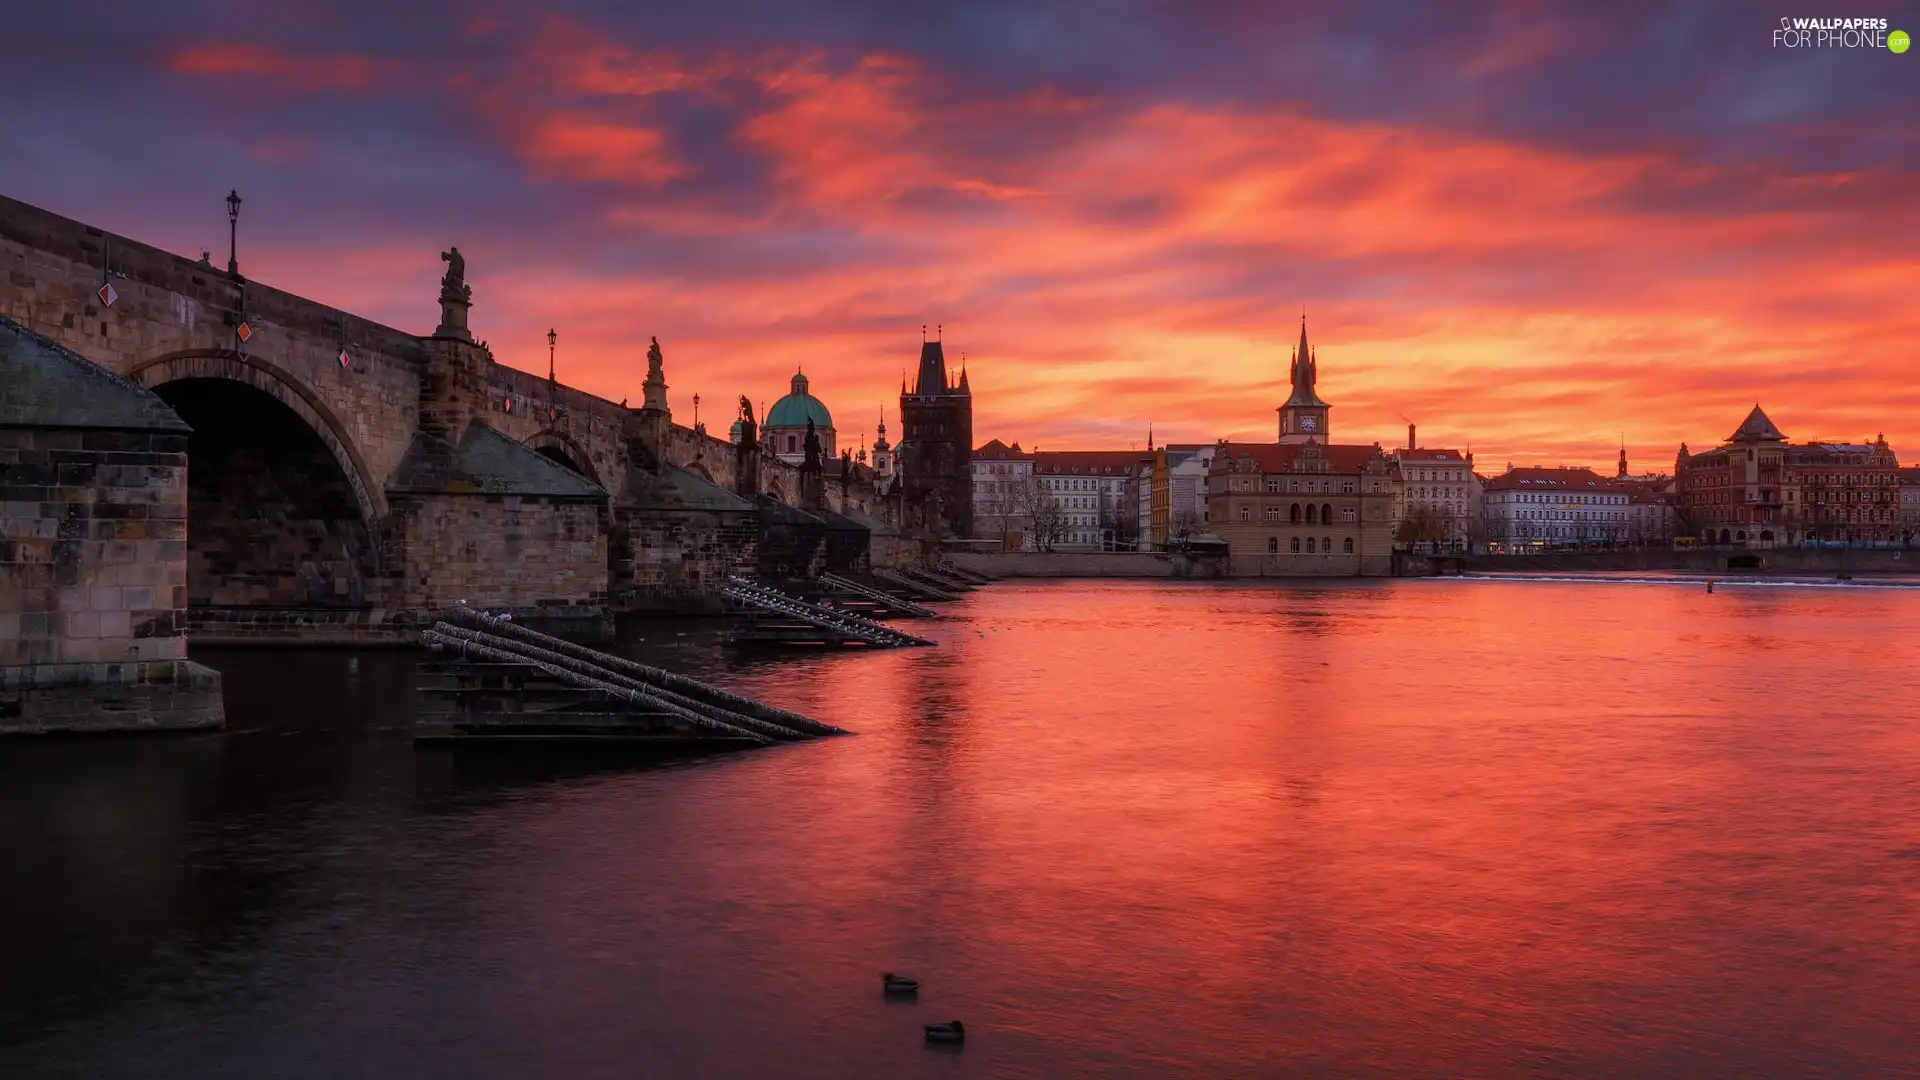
236, 321, 253, 344
338, 348, 351, 368
97, 282, 117, 307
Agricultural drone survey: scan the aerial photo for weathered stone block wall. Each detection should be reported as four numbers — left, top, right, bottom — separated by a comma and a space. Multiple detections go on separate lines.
1, 659, 222, 734
387, 493, 607, 613
823, 526, 871, 577
757, 505, 828, 582
1227, 553, 1394, 577
0, 428, 189, 665
488, 366, 630, 485
1458, 546, 1918, 576
662, 425, 739, 491
616, 507, 758, 612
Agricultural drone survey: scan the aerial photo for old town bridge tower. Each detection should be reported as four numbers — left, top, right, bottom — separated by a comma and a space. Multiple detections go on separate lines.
898, 337, 973, 537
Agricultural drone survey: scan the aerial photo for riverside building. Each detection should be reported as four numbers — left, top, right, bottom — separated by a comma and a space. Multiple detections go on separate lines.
1479, 467, 1630, 546
1675, 406, 1902, 546
1205, 318, 1396, 574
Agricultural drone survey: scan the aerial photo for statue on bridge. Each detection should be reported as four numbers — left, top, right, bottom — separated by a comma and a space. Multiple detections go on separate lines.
440, 247, 471, 303
641, 336, 670, 412
738, 395, 755, 425
434, 247, 474, 341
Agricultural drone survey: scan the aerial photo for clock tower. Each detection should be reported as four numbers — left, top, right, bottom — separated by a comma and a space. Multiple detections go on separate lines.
1277, 315, 1331, 444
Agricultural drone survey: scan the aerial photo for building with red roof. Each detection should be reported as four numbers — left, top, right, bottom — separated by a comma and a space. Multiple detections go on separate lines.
1675, 405, 1902, 546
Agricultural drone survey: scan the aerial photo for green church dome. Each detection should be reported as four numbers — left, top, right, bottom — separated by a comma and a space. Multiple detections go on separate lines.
766, 371, 833, 429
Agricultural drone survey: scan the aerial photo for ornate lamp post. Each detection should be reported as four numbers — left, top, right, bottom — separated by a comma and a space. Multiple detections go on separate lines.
693, 393, 701, 427
547, 328, 557, 382
225, 189, 243, 277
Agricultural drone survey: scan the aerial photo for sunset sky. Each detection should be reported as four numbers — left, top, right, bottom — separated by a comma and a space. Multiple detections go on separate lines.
3, 1, 1914, 469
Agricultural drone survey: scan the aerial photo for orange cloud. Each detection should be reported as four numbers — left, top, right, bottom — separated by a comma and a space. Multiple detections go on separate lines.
167, 43, 396, 93
206, 33, 1920, 470
522, 114, 684, 186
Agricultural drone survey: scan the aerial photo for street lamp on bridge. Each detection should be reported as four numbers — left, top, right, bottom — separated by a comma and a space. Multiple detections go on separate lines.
225, 189, 243, 278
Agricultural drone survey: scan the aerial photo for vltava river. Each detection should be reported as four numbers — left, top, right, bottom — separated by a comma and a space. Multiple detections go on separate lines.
3, 578, 1919, 1079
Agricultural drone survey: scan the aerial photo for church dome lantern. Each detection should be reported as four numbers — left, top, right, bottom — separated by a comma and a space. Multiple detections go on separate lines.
767, 371, 834, 430
763, 369, 837, 463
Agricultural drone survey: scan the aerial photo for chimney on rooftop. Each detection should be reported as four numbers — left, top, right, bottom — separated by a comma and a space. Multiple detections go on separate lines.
1407, 423, 1416, 450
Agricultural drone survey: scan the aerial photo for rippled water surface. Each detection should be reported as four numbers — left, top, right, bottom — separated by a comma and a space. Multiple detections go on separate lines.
4, 578, 1920, 1079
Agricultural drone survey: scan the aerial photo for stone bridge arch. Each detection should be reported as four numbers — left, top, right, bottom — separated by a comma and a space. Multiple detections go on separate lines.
127, 350, 389, 614
127, 351, 386, 523
526, 428, 602, 486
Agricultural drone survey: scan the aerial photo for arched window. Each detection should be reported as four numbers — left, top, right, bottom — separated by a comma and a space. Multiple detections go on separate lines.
1290, 503, 1301, 523
1305, 504, 1317, 524
1267, 537, 1278, 553
1323, 536, 1332, 553
1343, 537, 1354, 554
1306, 537, 1316, 553
1322, 503, 1333, 523
786, 435, 797, 452
1290, 537, 1301, 553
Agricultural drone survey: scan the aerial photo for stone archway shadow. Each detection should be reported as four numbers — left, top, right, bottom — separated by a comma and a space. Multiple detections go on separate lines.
127, 350, 387, 525
526, 428, 603, 486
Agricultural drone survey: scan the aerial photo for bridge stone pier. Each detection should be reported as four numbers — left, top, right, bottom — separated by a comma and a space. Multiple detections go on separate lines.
1, 194, 913, 645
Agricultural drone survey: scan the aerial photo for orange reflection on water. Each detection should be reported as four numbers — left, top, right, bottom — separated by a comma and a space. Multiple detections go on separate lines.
629, 578, 1920, 1075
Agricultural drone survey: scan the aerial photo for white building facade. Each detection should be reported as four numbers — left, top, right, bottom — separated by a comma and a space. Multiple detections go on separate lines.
1480, 466, 1631, 545
1034, 451, 1137, 550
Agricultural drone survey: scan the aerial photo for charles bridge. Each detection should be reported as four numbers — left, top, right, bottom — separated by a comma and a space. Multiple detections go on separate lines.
1, 193, 917, 655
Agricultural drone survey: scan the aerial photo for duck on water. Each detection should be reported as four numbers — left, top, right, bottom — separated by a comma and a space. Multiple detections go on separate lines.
882, 973, 918, 994
924, 1021, 965, 1043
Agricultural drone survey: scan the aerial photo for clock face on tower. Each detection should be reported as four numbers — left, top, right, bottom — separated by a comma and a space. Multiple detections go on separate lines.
1301, 415, 1318, 432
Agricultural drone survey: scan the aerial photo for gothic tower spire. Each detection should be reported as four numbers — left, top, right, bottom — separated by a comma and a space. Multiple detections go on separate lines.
1278, 312, 1331, 444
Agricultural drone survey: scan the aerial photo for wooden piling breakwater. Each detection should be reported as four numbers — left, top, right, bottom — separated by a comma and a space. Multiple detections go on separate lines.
872, 567, 960, 602
935, 562, 994, 586
722, 577, 937, 648
901, 565, 974, 593
819, 573, 941, 618
444, 606, 841, 735
417, 607, 848, 744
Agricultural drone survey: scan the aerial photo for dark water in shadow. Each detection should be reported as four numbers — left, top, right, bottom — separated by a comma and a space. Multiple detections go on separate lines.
3, 579, 1919, 1078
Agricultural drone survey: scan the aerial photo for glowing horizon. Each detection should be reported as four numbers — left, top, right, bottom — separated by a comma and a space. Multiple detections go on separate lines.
3, 2, 1913, 472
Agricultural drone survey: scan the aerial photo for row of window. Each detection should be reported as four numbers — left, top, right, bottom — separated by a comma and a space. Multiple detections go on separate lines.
1240, 503, 1357, 524
1262, 536, 1355, 554
1508, 509, 1625, 522
1503, 492, 1626, 505
1222, 477, 1358, 494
